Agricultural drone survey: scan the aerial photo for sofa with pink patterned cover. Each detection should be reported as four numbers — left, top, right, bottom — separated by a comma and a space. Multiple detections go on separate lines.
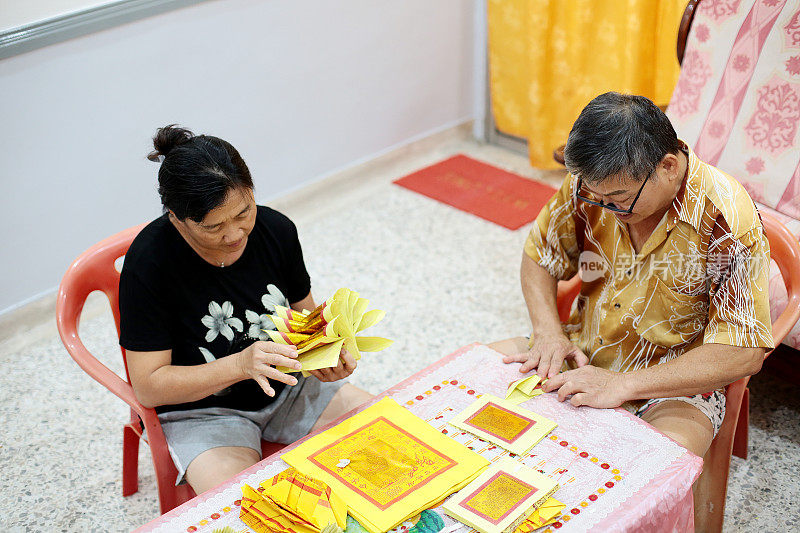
666, 0, 800, 350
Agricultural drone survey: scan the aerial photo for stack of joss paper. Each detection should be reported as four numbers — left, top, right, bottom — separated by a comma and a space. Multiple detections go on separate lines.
240, 467, 347, 533
514, 497, 566, 531
442, 459, 560, 533
268, 288, 393, 376
449, 395, 557, 456
282, 397, 490, 533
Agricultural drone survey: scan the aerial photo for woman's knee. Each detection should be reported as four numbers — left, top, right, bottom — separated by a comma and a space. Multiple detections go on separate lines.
186, 445, 261, 492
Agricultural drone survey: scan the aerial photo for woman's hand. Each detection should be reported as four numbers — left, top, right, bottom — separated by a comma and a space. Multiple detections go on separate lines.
502, 332, 589, 378
309, 347, 357, 382
236, 341, 302, 397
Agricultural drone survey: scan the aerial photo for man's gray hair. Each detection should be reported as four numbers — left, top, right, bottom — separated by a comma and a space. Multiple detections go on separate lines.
563, 92, 683, 184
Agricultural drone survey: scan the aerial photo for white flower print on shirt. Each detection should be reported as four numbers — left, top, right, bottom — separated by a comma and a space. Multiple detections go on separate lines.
198, 346, 216, 362
246, 309, 276, 340
201, 301, 244, 342
261, 284, 289, 312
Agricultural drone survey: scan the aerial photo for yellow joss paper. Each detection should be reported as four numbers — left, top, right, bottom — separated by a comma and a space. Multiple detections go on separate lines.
505, 376, 546, 405
269, 330, 312, 345
443, 459, 560, 533
275, 339, 346, 377
268, 288, 393, 374
449, 395, 557, 455
514, 498, 566, 531
239, 468, 346, 533
512, 376, 540, 395
269, 317, 340, 354
282, 397, 490, 533
274, 306, 309, 321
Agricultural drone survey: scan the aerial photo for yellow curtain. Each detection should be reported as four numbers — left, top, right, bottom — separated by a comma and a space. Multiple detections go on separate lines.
488, 0, 686, 169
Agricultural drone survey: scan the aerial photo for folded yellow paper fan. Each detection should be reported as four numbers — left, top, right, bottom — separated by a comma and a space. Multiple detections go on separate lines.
268, 288, 393, 375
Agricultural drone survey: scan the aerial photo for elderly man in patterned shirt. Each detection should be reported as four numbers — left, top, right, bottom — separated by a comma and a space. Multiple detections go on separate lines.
492, 92, 773, 505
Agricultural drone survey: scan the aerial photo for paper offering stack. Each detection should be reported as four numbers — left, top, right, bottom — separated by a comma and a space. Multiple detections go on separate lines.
448, 395, 557, 456
281, 397, 490, 533
442, 459, 560, 533
240, 468, 346, 533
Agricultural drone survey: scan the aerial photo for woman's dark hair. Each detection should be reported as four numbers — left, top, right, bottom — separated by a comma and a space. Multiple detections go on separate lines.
563, 92, 683, 184
147, 125, 254, 222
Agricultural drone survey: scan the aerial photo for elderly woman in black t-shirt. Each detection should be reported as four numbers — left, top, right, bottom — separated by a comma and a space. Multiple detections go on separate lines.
119, 125, 372, 494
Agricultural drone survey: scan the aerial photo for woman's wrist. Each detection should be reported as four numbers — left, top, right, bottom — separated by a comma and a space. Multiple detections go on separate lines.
225, 350, 247, 382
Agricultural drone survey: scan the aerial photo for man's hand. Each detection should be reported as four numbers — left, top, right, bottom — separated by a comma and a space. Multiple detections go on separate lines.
236, 341, 301, 397
543, 365, 628, 408
502, 333, 589, 378
309, 347, 357, 383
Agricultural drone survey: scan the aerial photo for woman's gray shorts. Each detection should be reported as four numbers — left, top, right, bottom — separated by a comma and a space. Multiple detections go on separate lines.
157, 376, 344, 484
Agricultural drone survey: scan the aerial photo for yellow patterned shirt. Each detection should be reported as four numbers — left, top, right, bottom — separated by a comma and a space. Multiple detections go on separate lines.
524, 147, 774, 374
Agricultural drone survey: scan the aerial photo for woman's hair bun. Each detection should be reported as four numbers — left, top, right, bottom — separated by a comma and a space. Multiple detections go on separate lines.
147, 124, 194, 162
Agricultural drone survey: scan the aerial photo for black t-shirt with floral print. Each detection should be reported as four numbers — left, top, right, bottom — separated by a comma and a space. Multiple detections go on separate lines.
119, 206, 311, 414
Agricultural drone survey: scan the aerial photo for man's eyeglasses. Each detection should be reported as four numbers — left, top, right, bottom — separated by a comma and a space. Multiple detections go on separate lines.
575, 171, 653, 214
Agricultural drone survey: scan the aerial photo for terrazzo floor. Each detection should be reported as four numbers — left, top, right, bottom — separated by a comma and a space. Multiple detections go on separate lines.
1, 136, 798, 532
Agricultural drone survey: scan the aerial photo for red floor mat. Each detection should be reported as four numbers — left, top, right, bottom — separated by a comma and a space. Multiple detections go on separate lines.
393, 154, 558, 230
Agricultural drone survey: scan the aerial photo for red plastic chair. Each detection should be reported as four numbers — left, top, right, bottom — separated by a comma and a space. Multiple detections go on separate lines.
56, 224, 285, 515
696, 213, 800, 531
554, 212, 800, 532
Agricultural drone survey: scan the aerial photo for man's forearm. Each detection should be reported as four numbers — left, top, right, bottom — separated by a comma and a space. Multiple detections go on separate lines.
621, 343, 764, 401
521, 253, 563, 337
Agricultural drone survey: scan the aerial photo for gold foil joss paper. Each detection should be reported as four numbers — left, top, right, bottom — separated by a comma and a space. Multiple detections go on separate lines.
443, 459, 560, 533
449, 395, 557, 455
282, 397, 490, 533
239, 468, 346, 533
268, 288, 393, 376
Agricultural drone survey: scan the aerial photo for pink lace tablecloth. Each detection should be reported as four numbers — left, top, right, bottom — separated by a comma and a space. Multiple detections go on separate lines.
135, 344, 702, 533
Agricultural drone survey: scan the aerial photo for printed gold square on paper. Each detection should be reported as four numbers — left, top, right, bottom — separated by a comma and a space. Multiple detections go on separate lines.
449, 395, 557, 455
443, 459, 560, 533
467, 403, 535, 443
462, 472, 537, 521
305, 416, 457, 509
281, 397, 489, 533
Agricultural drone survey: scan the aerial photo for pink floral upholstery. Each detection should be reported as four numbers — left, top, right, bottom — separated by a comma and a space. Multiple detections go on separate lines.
667, 0, 800, 349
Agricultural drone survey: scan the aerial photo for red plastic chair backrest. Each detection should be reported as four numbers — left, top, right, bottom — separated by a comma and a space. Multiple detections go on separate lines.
761, 213, 800, 345
56, 224, 146, 404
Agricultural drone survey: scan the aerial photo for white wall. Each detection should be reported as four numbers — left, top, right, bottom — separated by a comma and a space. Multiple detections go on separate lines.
1, 0, 110, 31
0, 0, 477, 315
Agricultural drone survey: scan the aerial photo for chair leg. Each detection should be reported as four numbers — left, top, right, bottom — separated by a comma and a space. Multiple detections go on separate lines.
156, 480, 179, 515
694, 438, 732, 533
122, 424, 140, 497
150, 439, 193, 514
693, 378, 747, 533
176, 484, 197, 506
156, 473, 196, 514
732, 387, 749, 460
